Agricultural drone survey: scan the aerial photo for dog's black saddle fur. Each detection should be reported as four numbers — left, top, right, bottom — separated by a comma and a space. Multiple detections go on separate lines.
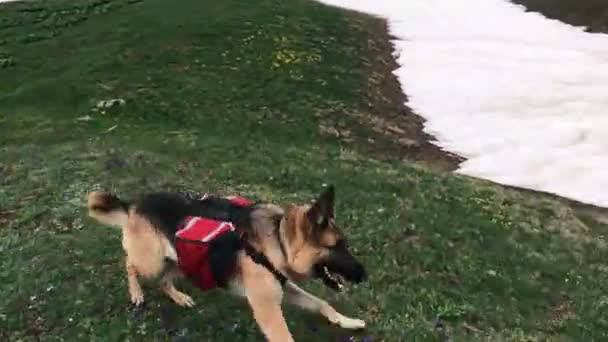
133, 192, 255, 240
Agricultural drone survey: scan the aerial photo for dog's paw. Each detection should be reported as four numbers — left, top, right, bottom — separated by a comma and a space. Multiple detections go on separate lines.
335, 315, 366, 330
130, 292, 144, 306
170, 291, 195, 308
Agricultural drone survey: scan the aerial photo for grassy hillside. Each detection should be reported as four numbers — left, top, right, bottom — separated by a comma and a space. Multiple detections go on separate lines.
1, 0, 607, 340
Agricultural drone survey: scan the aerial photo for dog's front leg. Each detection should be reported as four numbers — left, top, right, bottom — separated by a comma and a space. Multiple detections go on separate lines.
284, 282, 366, 330
125, 259, 144, 305
240, 258, 294, 342
246, 292, 294, 342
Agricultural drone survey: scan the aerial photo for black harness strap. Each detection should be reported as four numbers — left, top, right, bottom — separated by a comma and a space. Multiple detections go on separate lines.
273, 216, 288, 260
240, 235, 288, 286
241, 203, 289, 286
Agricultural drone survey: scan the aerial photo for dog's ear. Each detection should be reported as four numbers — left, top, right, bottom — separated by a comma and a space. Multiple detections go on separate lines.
306, 185, 335, 229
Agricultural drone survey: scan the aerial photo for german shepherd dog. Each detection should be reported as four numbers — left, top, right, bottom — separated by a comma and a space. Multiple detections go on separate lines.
86, 186, 367, 341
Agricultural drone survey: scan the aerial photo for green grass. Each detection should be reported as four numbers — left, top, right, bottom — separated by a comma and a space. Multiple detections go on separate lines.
1, 0, 608, 340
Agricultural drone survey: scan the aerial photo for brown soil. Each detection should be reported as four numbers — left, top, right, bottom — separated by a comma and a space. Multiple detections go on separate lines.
510, 0, 608, 33
362, 19, 464, 171
319, 16, 463, 172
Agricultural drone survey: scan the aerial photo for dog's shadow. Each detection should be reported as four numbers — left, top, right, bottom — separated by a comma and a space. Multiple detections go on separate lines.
126, 278, 375, 342
127, 291, 266, 341
293, 311, 374, 342
128, 297, 375, 342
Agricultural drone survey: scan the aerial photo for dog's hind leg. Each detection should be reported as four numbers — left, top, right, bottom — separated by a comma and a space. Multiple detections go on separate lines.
159, 266, 195, 308
284, 282, 366, 330
126, 260, 145, 305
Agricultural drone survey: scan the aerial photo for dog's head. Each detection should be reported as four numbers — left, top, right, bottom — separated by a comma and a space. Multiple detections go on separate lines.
283, 185, 367, 291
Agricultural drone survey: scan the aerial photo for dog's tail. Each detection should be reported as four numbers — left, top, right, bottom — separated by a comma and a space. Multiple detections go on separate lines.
87, 191, 130, 227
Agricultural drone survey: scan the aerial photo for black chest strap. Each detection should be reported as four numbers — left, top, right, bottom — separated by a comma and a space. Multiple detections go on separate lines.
242, 206, 289, 286
241, 238, 288, 286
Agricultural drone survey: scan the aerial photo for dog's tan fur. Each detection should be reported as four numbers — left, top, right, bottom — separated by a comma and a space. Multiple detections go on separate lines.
87, 191, 365, 341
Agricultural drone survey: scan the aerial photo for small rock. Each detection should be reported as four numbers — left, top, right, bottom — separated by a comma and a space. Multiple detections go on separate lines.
0, 58, 15, 68
387, 125, 405, 135
76, 115, 94, 122
96, 98, 126, 109
103, 124, 119, 133
398, 138, 419, 148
